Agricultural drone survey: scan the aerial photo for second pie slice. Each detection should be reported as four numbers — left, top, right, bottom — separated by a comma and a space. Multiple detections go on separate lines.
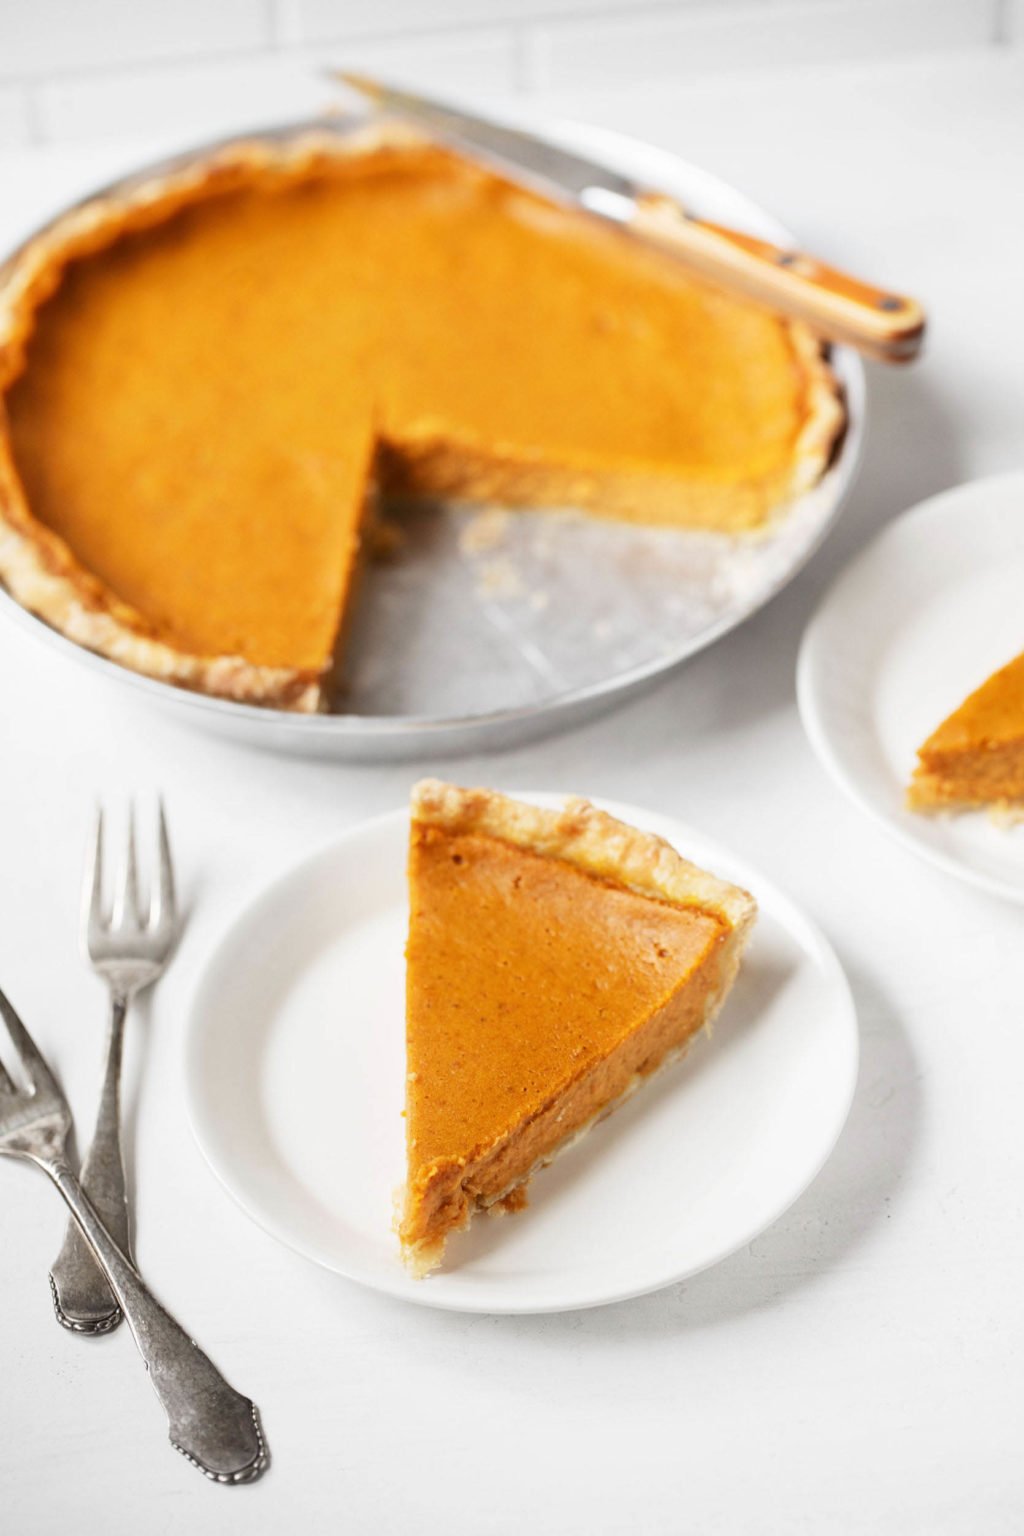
399, 781, 757, 1275
908, 647, 1024, 813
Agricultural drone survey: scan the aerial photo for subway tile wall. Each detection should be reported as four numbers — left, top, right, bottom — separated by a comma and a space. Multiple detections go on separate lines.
0, 0, 1013, 149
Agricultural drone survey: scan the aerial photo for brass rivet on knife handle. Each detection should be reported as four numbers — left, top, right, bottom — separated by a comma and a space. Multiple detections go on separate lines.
632, 192, 926, 364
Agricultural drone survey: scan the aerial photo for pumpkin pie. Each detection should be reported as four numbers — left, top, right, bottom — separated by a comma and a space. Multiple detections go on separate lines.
399, 780, 756, 1274
908, 647, 1024, 812
0, 124, 844, 711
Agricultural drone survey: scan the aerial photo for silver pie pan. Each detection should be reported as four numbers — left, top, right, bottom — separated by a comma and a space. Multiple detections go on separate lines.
0, 115, 865, 761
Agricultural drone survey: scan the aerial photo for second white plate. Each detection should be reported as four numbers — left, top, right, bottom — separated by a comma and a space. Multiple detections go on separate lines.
185, 795, 857, 1313
798, 471, 1024, 902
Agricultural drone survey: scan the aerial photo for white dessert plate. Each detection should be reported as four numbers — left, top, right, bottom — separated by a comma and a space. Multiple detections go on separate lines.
798, 472, 1024, 904
185, 793, 858, 1314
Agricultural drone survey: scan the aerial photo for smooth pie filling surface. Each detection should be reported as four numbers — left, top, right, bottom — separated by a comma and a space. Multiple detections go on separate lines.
0, 129, 843, 708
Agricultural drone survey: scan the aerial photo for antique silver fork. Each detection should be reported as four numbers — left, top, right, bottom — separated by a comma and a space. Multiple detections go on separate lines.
49, 803, 177, 1333
0, 986, 267, 1482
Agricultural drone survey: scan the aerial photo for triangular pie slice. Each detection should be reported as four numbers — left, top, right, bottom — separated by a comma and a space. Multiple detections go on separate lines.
399, 780, 757, 1275
908, 648, 1024, 813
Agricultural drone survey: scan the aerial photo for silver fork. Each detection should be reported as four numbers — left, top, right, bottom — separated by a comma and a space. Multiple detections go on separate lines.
49, 803, 177, 1333
0, 986, 268, 1482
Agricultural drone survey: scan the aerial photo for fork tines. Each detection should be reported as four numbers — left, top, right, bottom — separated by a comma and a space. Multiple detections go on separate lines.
0, 985, 59, 1099
86, 801, 176, 942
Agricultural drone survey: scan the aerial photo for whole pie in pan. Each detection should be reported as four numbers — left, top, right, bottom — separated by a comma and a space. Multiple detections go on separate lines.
399, 781, 756, 1274
0, 124, 844, 711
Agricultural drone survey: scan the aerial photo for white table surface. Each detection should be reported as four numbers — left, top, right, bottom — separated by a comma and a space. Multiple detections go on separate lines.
1, 45, 1022, 1536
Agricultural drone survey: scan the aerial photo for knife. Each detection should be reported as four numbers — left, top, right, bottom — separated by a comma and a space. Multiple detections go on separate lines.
331, 70, 925, 364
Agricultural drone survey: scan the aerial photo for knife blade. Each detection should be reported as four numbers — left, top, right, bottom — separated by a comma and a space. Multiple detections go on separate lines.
335, 71, 643, 216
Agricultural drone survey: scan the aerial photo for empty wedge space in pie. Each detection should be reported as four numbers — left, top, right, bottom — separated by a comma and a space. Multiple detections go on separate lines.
399, 781, 756, 1275
0, 125, 845, 712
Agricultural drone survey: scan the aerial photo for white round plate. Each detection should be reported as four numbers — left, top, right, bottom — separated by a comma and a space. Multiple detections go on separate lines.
798, 471, 1024, 903
0, 117, 864, 761
185, 794, 858, 1313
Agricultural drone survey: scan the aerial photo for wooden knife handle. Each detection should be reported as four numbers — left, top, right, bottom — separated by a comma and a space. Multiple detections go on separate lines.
630, 192, 926, 364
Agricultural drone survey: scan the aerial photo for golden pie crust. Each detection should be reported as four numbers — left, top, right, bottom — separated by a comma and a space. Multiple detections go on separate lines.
0, 123, 845, 711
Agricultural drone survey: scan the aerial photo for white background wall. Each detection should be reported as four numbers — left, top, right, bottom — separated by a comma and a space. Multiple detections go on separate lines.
0, 0, 1020, 149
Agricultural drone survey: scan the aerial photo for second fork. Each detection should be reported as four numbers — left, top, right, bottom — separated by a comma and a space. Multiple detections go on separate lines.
49, 802, 177, 1333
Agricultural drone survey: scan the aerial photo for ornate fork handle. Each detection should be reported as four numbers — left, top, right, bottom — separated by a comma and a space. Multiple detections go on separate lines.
46, 1157, 267, 1484
50, 993, 130, 1332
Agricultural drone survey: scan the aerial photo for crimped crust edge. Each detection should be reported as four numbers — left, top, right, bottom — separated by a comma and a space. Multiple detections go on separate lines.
410, 778, 757, 931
